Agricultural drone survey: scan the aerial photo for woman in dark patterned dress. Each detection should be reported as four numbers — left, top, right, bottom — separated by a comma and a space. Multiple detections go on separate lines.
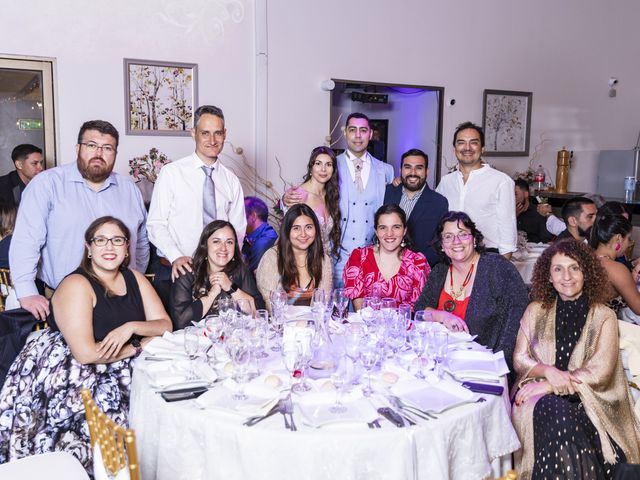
0, 216, 172, 471
511, 240, 640, 479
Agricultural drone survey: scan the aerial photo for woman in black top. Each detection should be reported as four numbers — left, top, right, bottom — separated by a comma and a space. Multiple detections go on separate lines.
170, 220, 264, 329
0, 215, 171, 472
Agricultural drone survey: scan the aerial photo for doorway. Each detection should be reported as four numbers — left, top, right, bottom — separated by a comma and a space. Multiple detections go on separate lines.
329, 80, 444, 188
0, 56, 56, 175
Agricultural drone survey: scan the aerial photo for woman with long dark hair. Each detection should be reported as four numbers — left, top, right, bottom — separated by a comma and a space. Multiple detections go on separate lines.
294, 146, 342, 259
511, 239, 640, 479
590, 214, 640, 316
170, 220, 264, 329
256, 204, 332, 309
0, 216, 171, 472
343, 204, 428, 310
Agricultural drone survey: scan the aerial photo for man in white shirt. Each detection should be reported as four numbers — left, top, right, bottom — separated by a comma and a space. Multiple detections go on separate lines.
436, 122, 517, 258
147, 105, 246, 306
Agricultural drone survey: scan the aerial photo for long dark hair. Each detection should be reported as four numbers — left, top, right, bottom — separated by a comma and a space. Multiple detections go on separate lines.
277, 204, 324, 293
373, 204, 415, 253
80, 216, 130, 296
432, 211, 485, 264
302, 146, 342, 260
192, 220, 243, 298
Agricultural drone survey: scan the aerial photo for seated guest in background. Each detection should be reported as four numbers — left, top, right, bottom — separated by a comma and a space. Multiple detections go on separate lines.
171, 220, 264, 329
414, 211, 528, 374
242, 196, 277, 272
9, 120, 149, 323
256, 204, 332, 310
0, 202, 16, 269
0, 216, 171, 472
555, 196, 597, 242
590, 214, 640, 316
343, 204, 428, 310
514, 179, 553, 243
383, 149, 448, 267
599, 201, 634, 269
511, 239, 640, 479
0, 144, 44, 208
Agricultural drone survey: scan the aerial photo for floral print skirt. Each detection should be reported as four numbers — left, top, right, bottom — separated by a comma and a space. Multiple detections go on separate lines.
0, 329, 131, 473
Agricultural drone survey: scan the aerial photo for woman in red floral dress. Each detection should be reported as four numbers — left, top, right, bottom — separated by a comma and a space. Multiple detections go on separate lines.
343, 204, 429, 310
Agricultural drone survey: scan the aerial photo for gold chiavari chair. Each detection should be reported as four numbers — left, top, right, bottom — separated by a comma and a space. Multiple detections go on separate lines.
81, 389, 140, 480
495, 470, 518, 480
0, 268, 12, 312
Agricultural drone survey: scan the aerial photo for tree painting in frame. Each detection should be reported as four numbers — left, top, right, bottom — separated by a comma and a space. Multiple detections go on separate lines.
124, 59, 198, 136
482, 89, 532, 156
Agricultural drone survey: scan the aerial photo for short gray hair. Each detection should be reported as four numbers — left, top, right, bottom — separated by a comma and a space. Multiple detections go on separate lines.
194, 105, 224, 128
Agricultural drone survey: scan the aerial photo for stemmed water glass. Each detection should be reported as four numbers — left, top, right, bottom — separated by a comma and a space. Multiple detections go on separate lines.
292, 330, 313, 393
344, 323, 364, 385
226, 331, 251, 400
218, 297, 235, 324
398, 303, 412, 351
204, 315, 225, 367
432, 331, 449, 379
359, 296, 379, 327
252, 309, 270, 359
332, 288, 348, 321
380, 298, 396, 322
410, 323, 428, 379
329, 369, 347, 414
183, 326, 201, 380
311, 289, 327, 312
282, 342, 303, 391
269, 289, 287, 351
360, 343, 380, 397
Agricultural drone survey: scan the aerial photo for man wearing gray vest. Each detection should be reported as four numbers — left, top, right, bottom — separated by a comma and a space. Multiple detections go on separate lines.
284, 113, 394, 286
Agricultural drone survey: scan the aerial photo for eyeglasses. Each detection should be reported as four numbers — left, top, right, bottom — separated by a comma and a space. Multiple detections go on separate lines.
79, 142, 117, 154
441, 232, 472, 244
90, 236, 128, 247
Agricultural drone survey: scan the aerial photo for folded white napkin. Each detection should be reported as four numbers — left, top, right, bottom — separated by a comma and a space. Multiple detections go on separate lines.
446, 350, 509, 378
195, 381, 279, 416
391, 377, 475, 413
146, 360, 217, 389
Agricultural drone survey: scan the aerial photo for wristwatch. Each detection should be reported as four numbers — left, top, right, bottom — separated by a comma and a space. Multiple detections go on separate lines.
131, 338, 143, 358
224, 282, 239, 295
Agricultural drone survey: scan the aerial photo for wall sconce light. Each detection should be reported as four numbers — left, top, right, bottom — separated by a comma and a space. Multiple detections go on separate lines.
320, 79, 335, 91
608, 77, 618, 98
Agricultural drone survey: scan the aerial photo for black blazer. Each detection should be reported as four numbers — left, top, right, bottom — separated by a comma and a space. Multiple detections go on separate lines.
414, 252, 529, 382
384, 184, 448, 267
0, 171, 25, 208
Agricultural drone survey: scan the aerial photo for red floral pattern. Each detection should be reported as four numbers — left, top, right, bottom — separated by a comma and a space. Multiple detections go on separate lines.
342, 246, 429, 309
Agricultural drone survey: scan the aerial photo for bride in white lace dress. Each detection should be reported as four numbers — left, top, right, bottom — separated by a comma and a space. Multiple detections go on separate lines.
290, 146, 342, 262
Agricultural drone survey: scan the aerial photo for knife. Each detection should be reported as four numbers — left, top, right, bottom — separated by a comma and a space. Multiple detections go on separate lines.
377, 407, 405, 428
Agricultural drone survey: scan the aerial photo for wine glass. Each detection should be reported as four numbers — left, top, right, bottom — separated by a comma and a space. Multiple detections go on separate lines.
183, 326, 201, 379
410, 325, 427, 379
204, 315, 224, 366
292, 331, 313, 393
332, 288, 348, 321
329, 370, 347, 414
282, 342, 302, 390
344, 323, 364, 385
359, 296, 379, 327
380, 298, 396, 322
311, 289, 327, 312
398, 303, 412, 351
360, 343, 380, 397
253, 310, 270, 359
235, 298, 251, 317
218, 297, 235, 324
226, 332, 251, 400
432, 331, 449, 379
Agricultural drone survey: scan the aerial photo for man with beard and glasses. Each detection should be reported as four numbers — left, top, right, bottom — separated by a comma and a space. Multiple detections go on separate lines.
9, 120, 149, 321
436, 121, 517, 259
555, 196, 597, 243
383, 149, 448, 266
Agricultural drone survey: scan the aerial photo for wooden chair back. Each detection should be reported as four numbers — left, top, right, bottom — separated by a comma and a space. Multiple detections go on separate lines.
0, 268, 12, 312
81, 389, 140, 480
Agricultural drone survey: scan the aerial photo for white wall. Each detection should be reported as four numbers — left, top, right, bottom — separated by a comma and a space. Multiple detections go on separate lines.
266, 0, 640, 193
0, 0, 255, 181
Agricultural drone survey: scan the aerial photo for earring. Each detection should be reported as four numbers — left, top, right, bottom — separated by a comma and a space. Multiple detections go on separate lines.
125, 252, 129, 258
400, 238, 406, 248
87, 253, 92, 259
614, 243, 621, 252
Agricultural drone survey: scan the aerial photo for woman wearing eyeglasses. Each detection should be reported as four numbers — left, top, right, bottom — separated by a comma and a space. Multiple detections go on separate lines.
414, 211, 528, 375
0, 216, 171, 471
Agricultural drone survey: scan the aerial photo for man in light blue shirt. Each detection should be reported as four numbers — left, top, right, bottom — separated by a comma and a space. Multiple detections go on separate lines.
9, 120, 149, 321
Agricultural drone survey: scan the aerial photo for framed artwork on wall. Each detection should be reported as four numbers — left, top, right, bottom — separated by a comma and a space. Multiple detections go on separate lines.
124, 58, 198, 136
482, 89, 532, 156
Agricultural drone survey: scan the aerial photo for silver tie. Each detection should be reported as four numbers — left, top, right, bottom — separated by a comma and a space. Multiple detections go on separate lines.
352, 157, 364, 193
202, 165, 217, 226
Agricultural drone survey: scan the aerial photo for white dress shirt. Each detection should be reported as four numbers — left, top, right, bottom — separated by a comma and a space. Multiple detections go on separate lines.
436, 164, 517, 254
344, 150, 372, 189
546, 215, 567, 235
147, 153, 246, 262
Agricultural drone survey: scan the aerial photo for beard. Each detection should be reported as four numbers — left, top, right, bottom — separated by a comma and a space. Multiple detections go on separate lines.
78, 156, 113, 183
402, 175, 426, 192
577, 225, 592, 238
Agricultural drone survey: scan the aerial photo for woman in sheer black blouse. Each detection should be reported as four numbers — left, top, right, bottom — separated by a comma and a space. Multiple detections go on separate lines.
170, 220, 264, 329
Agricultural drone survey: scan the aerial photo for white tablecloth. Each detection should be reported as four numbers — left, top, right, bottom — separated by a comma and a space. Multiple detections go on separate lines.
130, 362, 520, 480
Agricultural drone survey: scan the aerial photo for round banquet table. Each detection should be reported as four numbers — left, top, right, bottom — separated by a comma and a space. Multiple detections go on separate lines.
129, 358, 520, 480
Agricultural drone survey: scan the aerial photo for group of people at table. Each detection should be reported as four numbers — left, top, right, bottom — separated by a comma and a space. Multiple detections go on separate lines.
0, 105, 639, 479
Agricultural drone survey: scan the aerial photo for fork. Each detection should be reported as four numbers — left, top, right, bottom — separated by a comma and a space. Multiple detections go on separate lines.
283, 394, 297, 431
427, 396, 487, 417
